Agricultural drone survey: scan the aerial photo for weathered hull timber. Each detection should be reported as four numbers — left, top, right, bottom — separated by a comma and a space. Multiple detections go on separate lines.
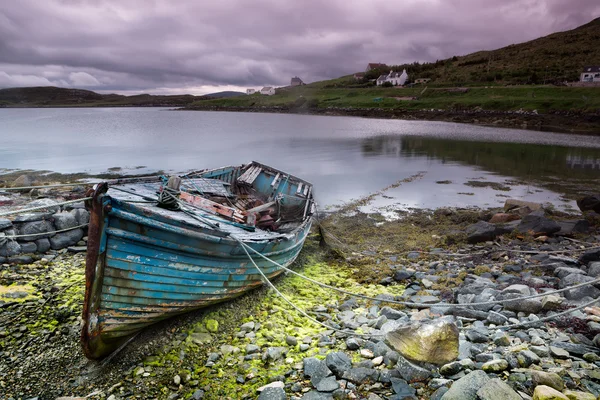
82, 162, 314, 359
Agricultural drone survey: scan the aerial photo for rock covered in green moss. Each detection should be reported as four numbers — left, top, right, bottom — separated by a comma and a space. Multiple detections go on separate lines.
385, 316, 459, 365
532, 385, 568, 400
531, 370, 564, 391
205, 319, 219, 333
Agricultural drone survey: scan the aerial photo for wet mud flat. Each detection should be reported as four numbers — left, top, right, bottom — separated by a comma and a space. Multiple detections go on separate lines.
2, 198, 600, 399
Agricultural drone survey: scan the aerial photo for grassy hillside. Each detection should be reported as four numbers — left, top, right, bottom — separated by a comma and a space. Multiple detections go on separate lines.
0, 86, 199, 107
190, 85, 600, 114
362, 17, 600, 85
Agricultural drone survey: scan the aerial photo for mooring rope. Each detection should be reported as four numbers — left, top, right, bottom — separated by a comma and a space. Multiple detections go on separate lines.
1, 223, 89, 239
235, 236, 379, 338
0, 197, 92, 217
0, 183, 90, 191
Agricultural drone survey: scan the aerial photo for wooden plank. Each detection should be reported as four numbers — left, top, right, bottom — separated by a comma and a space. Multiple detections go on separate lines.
296, 183, 303, 194
303, 185, 309, 196
180, 191, 244, 223
238, 166, 262, 185
245, 201, 277, 214
270, 173, 281, 187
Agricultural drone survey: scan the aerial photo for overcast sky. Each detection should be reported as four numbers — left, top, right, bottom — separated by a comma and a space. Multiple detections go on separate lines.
1, 0, 598, 95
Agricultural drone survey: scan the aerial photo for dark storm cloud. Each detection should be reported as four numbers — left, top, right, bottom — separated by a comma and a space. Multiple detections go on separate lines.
0, 0, 598, 94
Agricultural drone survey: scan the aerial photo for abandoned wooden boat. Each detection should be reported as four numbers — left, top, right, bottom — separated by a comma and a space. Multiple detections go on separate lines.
82, 162, 315, 359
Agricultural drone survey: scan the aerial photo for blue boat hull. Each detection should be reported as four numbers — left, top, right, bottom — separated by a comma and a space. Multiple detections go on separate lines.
82, 164, 313, 359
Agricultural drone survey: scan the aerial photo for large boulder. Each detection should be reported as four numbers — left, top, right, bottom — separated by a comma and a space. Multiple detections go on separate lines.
25, 198, 60, 213
49, 228, 84, 250
477, 378, 522, 400
17, 220, 55, 241
0, 218, 12, 230
53, 212, 78, 230
489, 213, 520, 224
559, 273, 600, 301
516, 211, 561, 236
0, 240, 21, 257
504, 199, 542, 212
440, 370, 490, 400
556, 220, 590, 236
385, 317, 459, 365
577, 195, 600, 213
532, 385, 568, 400
466, 221, 497, 243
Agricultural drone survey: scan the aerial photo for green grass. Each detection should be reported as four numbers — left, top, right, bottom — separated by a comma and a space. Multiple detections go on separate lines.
190, 85, 600, 114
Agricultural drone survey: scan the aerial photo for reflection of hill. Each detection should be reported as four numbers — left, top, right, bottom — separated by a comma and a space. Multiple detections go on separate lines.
361, 135, 600, 183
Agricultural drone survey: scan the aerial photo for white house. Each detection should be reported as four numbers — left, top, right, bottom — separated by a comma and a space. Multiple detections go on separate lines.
581, 66, 600, 83
376, 69, 409, 86
246, 89, 256, 95
260, 87, 275, 95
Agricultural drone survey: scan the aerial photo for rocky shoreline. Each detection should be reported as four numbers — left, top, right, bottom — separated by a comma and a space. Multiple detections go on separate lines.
1, 184, 600, 399
182, 105, 600, 136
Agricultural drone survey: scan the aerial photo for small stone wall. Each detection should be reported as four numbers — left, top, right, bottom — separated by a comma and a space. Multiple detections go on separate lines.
0, 198, 89, 263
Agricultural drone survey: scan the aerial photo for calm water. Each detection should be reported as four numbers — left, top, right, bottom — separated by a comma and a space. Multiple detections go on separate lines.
1, 107, 600, 212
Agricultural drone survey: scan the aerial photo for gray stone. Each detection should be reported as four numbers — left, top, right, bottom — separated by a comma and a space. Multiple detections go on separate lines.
476, 378, 521, 400
240, 321, 255, 332
560, 273, 600, 300
555, 266, 587, 279
580, 249, 600, 265
50, 228, 84, 250
466, 221, 498, 243
303, 357, 332, 387
390, 377, 417, 398
316, 376, 339, 392
70, 208, 90, 225
517, 350, 540, 367
52, 212, 78, 230
556, 220, 590, 236
531, 370, 564, 391
550, 341, 598, 356
466, 329, 489, 343
17, 220, 55, 241
380, 306, 407, 320
26, 198, 60, 213
588, 262, 600, 277
263, 347, 286, 362
431, 387, 450, 400
439, 361, 462, 376
341, 367, 379, 384
246, 344, 260, 354
515, 211, 561, 236
493, 332, 511, 347
409, 295, 440, 304
345, 338, 362, 350
35, 238, 51, 253
577, 195, 600, 213
385, 316, 459, 365
481, 359, 508, 373
19, 242, 37, 253
325, 352, 352, 378
300, 391, 333, 400
501, 292, 543, 314
440, 370, 490, 400
0, 241, 21, 257
14, 212, 53, 222
0, 218, 12, 230
257, 387, 286, 400
285, 335, 298, 346
393, 269, 415, 281
502, 284, 531, 295
395, 355, 432, 383
9, 255, 33, 264
487, 311, 508, 325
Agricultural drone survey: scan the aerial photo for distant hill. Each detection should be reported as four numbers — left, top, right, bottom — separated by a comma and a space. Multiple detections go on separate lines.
202, 91, 245, 98
0, 86, 204, 107
359, 17, 600, 85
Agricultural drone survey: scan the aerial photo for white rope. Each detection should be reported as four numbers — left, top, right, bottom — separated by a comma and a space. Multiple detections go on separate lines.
238, 240, 600, 308
235, 237, 378, 338
0, 197, 92, 217
499, 297, 600, 330
0, 183, 90, 191
2, 223, 89, 239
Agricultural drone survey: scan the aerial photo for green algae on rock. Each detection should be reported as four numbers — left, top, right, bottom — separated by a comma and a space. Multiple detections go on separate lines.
385, 317, 459, 365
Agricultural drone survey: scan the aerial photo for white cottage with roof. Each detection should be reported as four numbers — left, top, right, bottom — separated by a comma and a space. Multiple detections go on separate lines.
581, 66, 600, 83
376, 69, 409, 86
